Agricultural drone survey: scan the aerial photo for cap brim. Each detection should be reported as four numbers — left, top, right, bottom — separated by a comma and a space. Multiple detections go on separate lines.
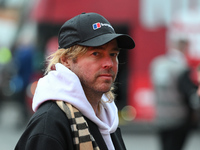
78, 34, 135, 49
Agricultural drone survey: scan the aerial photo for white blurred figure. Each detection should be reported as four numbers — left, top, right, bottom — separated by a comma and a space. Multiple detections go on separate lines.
150, 36, 195, 150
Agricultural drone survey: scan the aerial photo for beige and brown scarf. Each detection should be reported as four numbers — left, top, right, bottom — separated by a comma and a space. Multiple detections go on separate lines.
56, 101, 100, 150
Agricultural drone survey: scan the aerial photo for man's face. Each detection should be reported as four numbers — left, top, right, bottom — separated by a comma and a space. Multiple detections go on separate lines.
67, 40, 119, 94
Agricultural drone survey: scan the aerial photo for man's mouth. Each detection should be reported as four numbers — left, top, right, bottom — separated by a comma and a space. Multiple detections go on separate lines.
98, 74, 114, 80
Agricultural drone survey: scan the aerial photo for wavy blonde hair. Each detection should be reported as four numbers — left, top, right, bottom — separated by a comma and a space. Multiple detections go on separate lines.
45, 45, 116, 102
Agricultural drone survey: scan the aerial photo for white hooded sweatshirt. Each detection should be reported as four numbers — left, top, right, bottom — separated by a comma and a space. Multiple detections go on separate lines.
32, 63, 119, 150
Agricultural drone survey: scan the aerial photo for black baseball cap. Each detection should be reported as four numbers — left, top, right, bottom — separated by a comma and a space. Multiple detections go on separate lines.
58, 12, 135, 49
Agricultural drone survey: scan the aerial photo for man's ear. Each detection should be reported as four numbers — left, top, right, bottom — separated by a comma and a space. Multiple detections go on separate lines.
60, 55, 71, 69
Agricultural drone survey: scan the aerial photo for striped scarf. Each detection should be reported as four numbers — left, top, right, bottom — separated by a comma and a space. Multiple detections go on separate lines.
56, 101, 100, 150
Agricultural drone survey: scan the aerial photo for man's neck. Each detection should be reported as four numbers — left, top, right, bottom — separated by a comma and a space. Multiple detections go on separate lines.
84, 90, 103, 116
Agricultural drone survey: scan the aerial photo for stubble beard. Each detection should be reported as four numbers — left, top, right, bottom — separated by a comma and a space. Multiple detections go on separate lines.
80, 71, 116, 95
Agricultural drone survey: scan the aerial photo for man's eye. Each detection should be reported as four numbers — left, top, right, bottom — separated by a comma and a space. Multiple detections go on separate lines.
92, 52, 99, 56
110, 53, 119, 57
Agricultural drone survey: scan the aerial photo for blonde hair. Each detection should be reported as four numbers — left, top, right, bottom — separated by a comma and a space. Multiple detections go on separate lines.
45, 45, 115, 102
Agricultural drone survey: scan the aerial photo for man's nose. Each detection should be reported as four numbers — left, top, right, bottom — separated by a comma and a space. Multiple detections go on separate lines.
102, 56, 113, 69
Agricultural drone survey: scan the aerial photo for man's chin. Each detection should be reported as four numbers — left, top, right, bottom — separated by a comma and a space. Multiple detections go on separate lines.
98, 85, 112, 93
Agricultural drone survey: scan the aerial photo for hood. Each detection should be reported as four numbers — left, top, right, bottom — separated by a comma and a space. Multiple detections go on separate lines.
32, 63, 119, 149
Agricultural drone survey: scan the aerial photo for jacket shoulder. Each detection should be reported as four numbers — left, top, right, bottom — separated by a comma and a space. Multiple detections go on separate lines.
15, 101, 74, 150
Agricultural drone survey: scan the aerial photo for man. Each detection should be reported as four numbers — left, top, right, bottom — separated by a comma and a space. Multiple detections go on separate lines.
150, 36, 199, 150
15, 12, 135, 150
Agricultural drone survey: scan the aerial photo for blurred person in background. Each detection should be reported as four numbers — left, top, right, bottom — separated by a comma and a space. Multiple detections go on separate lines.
0, 48, 15, 114
196, 65, 200, 100
15, 12, 135, 150
150, 35, 198, 150
9, 24, 37, 127
194, 65, 200, 122
11, 40, 35, 126
178, 61, 200, 131
197, 66, 200, 96
0, 51, 12, 102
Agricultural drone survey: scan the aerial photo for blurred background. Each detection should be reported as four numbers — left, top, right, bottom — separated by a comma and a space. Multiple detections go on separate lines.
0, 0, 200, 149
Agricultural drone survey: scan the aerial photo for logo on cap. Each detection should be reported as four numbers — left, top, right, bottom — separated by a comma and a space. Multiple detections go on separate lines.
93, 22, 101, 30
92, 22, 114, 31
